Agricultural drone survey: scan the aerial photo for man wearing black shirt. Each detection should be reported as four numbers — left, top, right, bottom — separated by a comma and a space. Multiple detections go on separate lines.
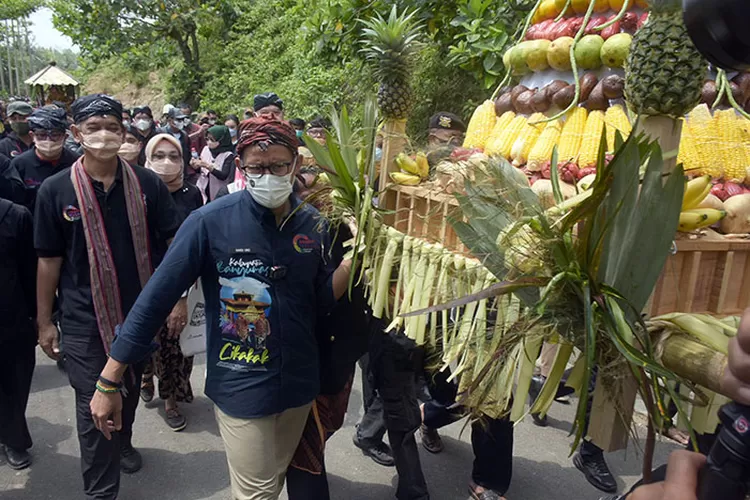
12, 106, 79, 213
0, 101, 34, 159
0, 153, 25, 205
132, 105, 158, 166
34, 94, 180, 500
0, 198, 36, 470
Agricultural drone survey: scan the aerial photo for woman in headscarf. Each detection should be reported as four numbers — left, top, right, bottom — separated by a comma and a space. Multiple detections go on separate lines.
139, 133, 203, 431
195, 124, 236, 202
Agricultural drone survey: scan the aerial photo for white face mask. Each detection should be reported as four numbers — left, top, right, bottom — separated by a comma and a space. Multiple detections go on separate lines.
245, 172, 293, 209
172, 120, 185, 131
81, 130, 123, 161
122, 120, 131, 128
36, 139, 65, 159
135, 119, 152, 132
207, 140, 219, 150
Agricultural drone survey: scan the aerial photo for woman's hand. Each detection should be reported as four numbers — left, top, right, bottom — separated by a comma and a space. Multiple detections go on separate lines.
166, 297, 188, 339
627, 451, 705, 500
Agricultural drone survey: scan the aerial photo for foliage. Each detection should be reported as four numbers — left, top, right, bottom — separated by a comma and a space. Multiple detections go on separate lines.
50, 0, 237, 105
302, 0, 533, 87
0, 0, 40, 20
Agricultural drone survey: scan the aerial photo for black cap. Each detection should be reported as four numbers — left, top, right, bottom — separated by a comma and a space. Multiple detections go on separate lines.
253, 92, 283, 111
71, 94, 123, 124
133, 105, 153, 118
428, 112, 466, 132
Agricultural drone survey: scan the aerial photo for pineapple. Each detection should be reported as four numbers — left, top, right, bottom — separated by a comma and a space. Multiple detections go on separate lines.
360, 7, 422, 120
624, 0, 706, 118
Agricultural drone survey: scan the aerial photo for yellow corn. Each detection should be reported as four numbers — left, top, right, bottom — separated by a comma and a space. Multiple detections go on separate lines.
463, 100, 497, 150
717, 109, 750, 183
557, 107, 588, 164
511, 113, 546, 167
604, 105, 632, 152
484, 111, 517, 157
578, 110, 606, 168
688, 104, 722, 178
494, 115, 528, 159
677, 118, 700, 175
527, 119, 563, 170
738, 117, 750, 184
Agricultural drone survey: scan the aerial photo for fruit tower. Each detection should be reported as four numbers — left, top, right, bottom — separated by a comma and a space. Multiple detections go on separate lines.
461, 0, 750, 235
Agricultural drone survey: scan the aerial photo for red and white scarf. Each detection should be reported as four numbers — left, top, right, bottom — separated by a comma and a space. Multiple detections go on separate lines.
70, 158, 153, 352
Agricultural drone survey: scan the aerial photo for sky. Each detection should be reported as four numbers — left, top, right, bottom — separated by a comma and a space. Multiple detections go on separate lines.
28, 7, 76, 51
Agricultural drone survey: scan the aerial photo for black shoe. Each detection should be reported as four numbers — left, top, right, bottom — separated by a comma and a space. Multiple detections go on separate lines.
165, 408, 187, 432
352, 434, 395, 467
420, 425, 444, 454
528, 375, 547, 426
140, 384, 154, 403
574, 452, 617, 493
120, 446, 142, 474
3, 445, 31, 470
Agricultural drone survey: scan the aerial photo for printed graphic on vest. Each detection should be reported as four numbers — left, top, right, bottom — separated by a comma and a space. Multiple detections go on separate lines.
63, 205, 81, 222
293, 234, 316, 254
219, 276, 272, 350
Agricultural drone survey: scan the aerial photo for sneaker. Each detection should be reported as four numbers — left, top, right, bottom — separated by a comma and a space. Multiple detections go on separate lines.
574, 452, 618, 493
352, 433, 395, 467
3, 445, 31, 470
165, 408, 187, 432
420, 425, 444, 454
140, 384, 154, 403
120, 445, 142, 474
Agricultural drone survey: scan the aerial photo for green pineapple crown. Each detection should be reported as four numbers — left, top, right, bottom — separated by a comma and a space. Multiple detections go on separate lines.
359, 6, 423, 84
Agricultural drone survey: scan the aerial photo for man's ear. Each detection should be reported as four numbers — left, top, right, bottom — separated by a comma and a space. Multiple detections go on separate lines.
71, 124, 82, 143
234, 155, 242, 170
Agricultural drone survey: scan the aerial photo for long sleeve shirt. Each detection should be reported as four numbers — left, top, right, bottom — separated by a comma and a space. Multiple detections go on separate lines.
110, 190, 338, 419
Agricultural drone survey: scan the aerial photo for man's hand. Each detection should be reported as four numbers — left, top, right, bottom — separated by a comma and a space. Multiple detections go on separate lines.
90, 390, 122, 441
628, 450, 706, 500
38, 321, 60, 360
722, 308, 750, 405
166, 297, 188, 339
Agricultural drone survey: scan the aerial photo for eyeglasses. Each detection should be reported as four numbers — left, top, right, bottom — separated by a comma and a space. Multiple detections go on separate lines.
242, 162, 293, 176
33, 131, 66, 141
152, 152, 182, 162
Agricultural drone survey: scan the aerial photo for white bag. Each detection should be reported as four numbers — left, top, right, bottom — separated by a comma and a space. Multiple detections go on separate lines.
180, 279, 207, 356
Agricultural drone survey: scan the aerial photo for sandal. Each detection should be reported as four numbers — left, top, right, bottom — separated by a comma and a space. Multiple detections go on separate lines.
469, 482, 506, 500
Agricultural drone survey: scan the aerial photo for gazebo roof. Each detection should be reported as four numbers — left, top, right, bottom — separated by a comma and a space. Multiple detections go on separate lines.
25, 62, 79, 87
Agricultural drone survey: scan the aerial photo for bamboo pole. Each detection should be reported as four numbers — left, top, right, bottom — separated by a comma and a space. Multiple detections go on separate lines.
0, 23, 6, 94
378, 119, 407, 225
12, 19, 21, 96
635, 115, 684, 174
660, 335, 727, 396
5, 21, 13, 95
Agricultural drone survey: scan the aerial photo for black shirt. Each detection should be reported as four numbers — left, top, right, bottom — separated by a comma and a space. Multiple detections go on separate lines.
0, 154, 25, 205
0, 199, 36, 344
33, 160, 181, 336
12, 147, 79, 213
153, 182, 203, 264
136, 127, 159, 166
0, 132, 32, 159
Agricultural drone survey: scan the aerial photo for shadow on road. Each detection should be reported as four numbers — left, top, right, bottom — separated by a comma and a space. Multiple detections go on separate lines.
30, 361, 70, 394
328, 473, 399, 499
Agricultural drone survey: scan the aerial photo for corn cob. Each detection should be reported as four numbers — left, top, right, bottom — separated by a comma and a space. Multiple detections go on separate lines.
484, 111, 517, 156
557, 107, 588, 164
687, 104, 722, 178
738, 117, 750, 184
493, 115, 528, 159
527, 119, 563, 170
604, 105, 632, 152
716, 109, 749, 183
463, 100, 497, 150
578, 110, 606, 168
511, 113, 545, 167
677, 117, 700, 174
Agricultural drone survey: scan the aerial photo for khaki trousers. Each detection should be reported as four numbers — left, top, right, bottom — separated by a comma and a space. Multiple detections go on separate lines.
538, 342, 558, 378
215, 402, 313, 500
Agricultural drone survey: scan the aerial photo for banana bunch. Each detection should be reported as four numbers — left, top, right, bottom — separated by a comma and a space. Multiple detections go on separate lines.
390, 152, 429, 186
678, 175, 727, 232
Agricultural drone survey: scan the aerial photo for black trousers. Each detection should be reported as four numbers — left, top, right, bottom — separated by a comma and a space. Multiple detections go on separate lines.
361, 329, 430, 500
63, 333, 144, 500
422, 369, 515, 494
0, 338, 35, 451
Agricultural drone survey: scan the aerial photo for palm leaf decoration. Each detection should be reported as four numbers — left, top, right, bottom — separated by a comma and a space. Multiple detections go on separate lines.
406, 130, 697, 455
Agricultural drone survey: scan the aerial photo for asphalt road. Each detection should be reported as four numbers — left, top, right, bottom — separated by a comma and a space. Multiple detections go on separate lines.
0, 350, 679, 500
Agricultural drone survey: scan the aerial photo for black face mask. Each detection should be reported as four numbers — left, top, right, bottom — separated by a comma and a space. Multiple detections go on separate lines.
11, 121, 30, 136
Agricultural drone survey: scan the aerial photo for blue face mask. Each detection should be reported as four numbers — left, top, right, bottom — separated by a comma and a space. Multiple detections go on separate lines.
296, 130, 304, 138
375, 147, 383, 162
229, 128, 238, 138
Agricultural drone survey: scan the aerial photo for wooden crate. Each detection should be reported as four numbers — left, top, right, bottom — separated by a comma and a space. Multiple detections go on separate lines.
648, 236, 750, 316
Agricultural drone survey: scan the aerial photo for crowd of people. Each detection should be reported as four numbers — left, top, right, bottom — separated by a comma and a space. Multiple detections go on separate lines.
0, 91, 749, 500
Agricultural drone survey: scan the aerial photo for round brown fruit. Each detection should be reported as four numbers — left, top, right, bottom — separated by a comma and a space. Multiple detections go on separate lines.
531, 89, 552, 113
701, 80, 717, 105
515, 90, 536, 115
601, 75, 625, 99
579, 73, 599, 102
495, 94, 514, 115
552, 85, 576, 108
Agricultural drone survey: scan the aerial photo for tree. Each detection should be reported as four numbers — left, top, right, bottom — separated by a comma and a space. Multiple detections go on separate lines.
50, 0, 236, 105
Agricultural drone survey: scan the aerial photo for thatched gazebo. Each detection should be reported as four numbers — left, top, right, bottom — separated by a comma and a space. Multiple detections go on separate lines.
25, 61, 79, 110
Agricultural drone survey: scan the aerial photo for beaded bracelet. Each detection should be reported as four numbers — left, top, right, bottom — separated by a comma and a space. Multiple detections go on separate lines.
95, 381, 120, 394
